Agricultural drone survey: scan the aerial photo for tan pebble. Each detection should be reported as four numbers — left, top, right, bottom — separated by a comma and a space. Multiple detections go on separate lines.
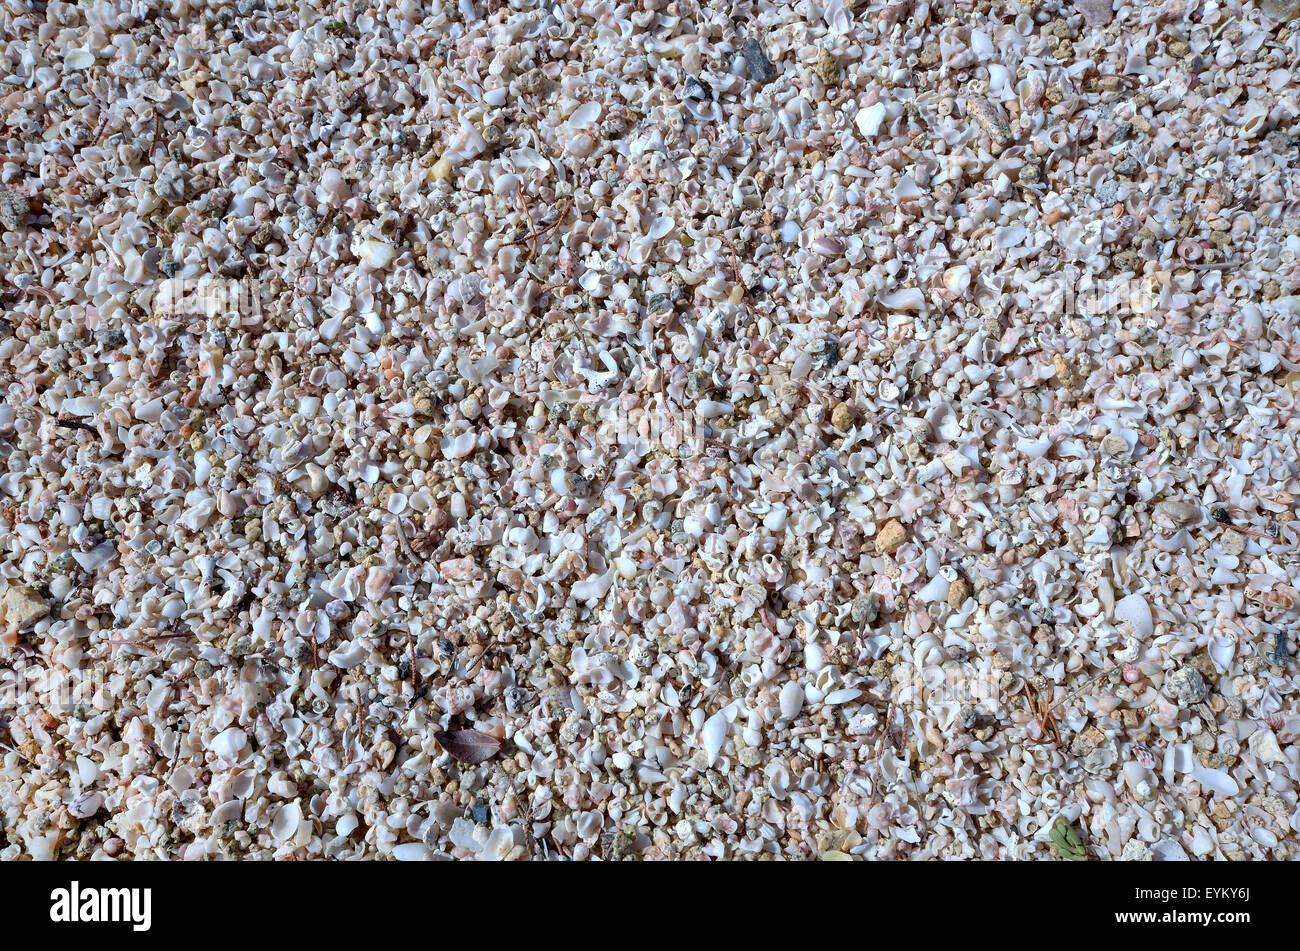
875, 519, 907, 555
1070, 725, 1106, 756
966, 94, 1012, 148
947, 576, 973, 610
1052, 353, 1085, 390
831, 401, 856, 432
1220, 529, 1246, 557
1, 585, 49, 643
817, 49, 840, 85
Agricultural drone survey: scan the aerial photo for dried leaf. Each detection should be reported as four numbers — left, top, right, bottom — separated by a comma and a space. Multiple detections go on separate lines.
434, 729, 502, 764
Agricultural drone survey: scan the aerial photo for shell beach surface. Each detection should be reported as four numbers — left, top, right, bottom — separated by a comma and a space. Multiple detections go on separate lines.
0, 0, 1298, 862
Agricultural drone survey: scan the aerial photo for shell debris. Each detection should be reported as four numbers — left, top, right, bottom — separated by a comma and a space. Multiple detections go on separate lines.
0, 0, 1297, 864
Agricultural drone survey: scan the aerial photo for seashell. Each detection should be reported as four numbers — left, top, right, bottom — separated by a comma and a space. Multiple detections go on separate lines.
855, 102, 887, 138
780, 681, 804, 718
966, 94, 1011, 147
701, 710, 728, 766
1191, 761, 1239, 798
994, 225, 1026, 249
942, 265, 971, 297
571, 570, 613, 603
824, 688, 861, 705
812, 236, 845, 257
1113, 593, 1152, 639
357, 238, 397, 269
879, 288, 925, 311
1071, 0, 1114, 26
62, 397, 101, 417
735, 583, 767, 621
271, 801, 303, 844
434, 730, 502, 764
210, 727, 248, 759
1248, 728, 1284, 765
568, 101, 602, 130
1207, 635, 1235, 674
917, 574, 950, 603
481, 826, 516, 861
1130, 744, 1155, 770
647, 216, 674, 240
327, 641, 367, 669
1151, 500, 1202, 532
1018, 72, 1046, 110
68, 791, 104, 819
392, 842, 431, 861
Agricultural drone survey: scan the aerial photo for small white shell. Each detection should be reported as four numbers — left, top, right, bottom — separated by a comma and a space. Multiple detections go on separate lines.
392, 842, 431, 861
879, 288, 925, 311
1113, 593, 1153, 639
647, 216, 674, 240
357, 238, 397, 269
567, 101, 601, 129
701, 710, 728, 766
780, 681, 804, 718
68, 791, 104, 819
824, 688, 861, 705
918, 574, 950, 603
210, 727, 248, 759
271, 801, 303, 844
481, 826, 516, 861
855, 103, 886, 138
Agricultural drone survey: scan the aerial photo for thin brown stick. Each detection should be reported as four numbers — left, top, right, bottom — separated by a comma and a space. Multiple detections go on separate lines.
293, 206, 329, 298
721, 232, 743, 287
516, 179, 538, 256
1044, 666, 1112, 715
503, 198, 573, 248
106, 632, 189, 647
85, 106, 113, 151
390, 512, 417, 563
407, 627, 418, 694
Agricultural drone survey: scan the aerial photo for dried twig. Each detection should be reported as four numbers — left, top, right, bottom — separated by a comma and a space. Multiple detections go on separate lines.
503, 198, 573, 248
1021, 682, 1064, 746
55, 417, 97, 433
1044, 666, 1112, 715
390, 512, 418, 563
720, 231, 743, 286
407, 627, 418, 694
293, 204, 330, 297
516, 179, 538, 256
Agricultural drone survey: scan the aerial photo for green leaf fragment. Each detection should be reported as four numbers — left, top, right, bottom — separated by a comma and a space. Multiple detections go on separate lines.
1048, 817, 1088, 861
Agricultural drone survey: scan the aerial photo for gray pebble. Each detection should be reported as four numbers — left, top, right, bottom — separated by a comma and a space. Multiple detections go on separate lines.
683, 76, 713, 101
1167, 666, 1209, 705
1114, 156, 1140, 177
0, 189, 29, 230
1094, 179, 1122, 206
741, 38, 775, 83
96, 328, 127, 350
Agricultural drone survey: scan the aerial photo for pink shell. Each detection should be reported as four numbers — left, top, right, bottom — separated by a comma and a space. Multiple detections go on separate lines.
1073, 0, 1114, 26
